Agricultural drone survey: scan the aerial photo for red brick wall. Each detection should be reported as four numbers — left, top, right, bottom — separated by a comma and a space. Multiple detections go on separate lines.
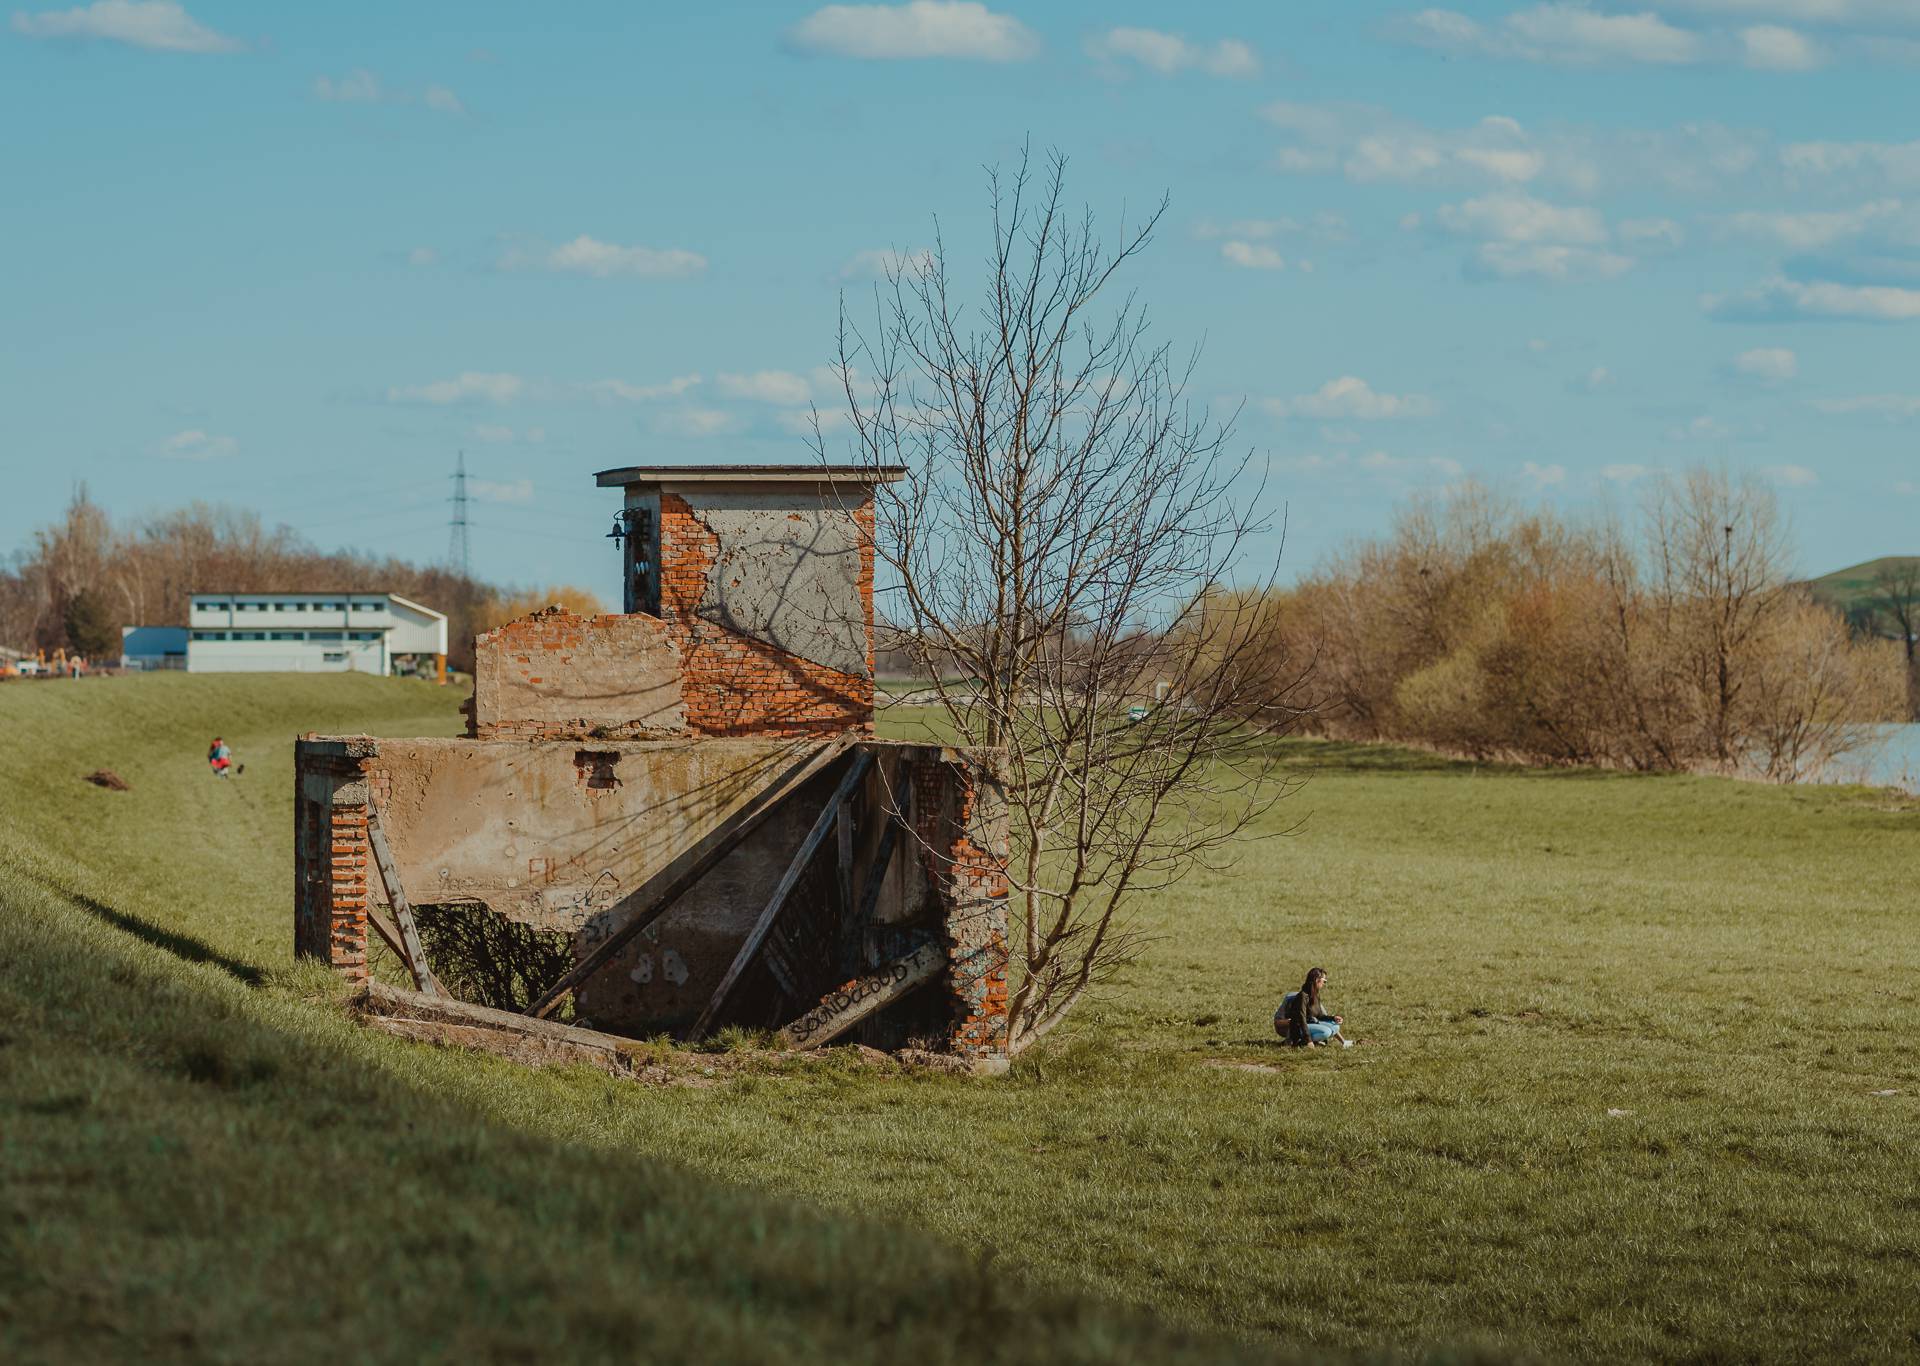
909, 755, 1010, 1061
658, 492, 875, 739
293, 745, 371, 984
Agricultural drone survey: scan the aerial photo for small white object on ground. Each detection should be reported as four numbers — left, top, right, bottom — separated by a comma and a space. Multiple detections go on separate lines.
1607, 1108, 1632, 1117
1870, 1089, 1899, 1097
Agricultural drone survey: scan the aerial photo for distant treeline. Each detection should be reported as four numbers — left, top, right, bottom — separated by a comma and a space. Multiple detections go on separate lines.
0, 489, 600, 673
1248, 467, 1908, 781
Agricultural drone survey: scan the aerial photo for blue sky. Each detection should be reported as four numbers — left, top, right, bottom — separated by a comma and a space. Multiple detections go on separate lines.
4, 0, 1917, 607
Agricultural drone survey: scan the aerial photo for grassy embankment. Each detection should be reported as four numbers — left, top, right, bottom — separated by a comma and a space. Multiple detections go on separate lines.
2, 673, 1917, 1362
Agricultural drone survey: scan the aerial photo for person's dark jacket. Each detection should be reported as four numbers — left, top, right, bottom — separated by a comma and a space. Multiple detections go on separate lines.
1278, 989, 1333, 1046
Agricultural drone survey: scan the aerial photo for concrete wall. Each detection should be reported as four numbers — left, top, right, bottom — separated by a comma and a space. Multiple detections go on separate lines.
296, 734, 1009, 1060
470, 609, 685, 741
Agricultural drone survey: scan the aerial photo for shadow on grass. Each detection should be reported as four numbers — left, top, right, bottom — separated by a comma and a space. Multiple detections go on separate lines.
0, 869, 1293, 1366
53, 882, 265, 988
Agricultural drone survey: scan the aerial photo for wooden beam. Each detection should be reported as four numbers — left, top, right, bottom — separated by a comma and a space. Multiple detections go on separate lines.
838, 816, 900, 976
367, 810, 444, 997
523, 739, 851, 1020
366, 905, 409, 962
835, 799, 854, 926
774, 940, 945, 1050
689, 749, 874, 1039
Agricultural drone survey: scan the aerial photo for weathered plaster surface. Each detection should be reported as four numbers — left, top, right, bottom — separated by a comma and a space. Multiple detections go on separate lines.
684, 489, 870, 678
471, 610, 685, 739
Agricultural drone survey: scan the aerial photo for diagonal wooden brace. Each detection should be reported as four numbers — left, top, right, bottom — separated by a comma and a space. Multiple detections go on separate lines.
367, 809, 445, 997
689, 748, 873, 1039
524, 739, 851, 1020
774, 940, 945, 1050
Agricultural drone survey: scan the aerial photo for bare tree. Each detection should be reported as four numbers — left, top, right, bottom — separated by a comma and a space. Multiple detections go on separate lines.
1640, 468, 1793, 770
815, 148, 1311, 1055
1868, 560, 1920, 719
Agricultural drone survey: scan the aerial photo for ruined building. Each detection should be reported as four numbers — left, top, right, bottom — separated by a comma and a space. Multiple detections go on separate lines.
293, 465, 1009, 1069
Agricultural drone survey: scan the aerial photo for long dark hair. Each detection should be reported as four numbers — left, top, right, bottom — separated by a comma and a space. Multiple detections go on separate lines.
1300, 966, 1326, 1010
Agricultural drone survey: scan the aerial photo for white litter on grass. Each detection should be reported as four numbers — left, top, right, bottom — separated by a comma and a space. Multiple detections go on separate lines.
1606, 1108, 1633, 1118
1870, 1089, 1899, 1097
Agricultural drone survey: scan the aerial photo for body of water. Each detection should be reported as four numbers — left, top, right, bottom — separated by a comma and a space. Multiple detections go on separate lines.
1815, 723, 1920, 793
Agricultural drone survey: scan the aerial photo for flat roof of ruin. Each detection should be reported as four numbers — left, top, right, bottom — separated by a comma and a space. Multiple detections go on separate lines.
594, 464, 907, 488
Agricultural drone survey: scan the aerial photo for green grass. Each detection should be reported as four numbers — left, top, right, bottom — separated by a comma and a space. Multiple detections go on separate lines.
4, 673, 1919, 1362
1804, 554, 1920, 621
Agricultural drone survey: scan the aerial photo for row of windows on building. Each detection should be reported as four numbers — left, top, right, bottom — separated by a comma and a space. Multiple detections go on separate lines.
190, 630, 385, 642
191, 599, 389, 613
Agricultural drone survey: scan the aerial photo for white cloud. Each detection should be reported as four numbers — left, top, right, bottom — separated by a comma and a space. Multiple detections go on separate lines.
386, 372, 524, 405
1781, 140, 1920, 190
1194, 214, 1349, 243
1523, 461, 1568, 487
502, 235, 707, 279
1670, 414, 1735, 441
470, 479, 534, 504
1763, 463, 1818, 486
314, 70, 381, 103
407, 246, 438, 267
1659, 0, 1920, 25
1086, 27, 1259, 78
1221, 241, 1285, 270
1576, 365, 1614, 391
1436, 191, 1609, 245
1722, 200, 1903, 249
1404, 5, 1704, 66
1811, 393, 1920, 418
1733, 346, 1799, 381
1281, 450, 1462, 482
1602, 462, 1656, 483
785, 1, 1039, 61
1619, 217, 1687, 248
716, 370, 813, 404
1265, 377, 1437, 420
1426, 191, 1639, 284
158, 428, 236, 459
1705, 275, 1920, 320
839, 246, 936, 279
1472, 242, 1634, 280
580, 374, 703, 403
1740, 24, 1824, 68
11, 0, 239, 52
314, 71, 463, 113
1264, 104, 1561, 189
653, 407, 747, 438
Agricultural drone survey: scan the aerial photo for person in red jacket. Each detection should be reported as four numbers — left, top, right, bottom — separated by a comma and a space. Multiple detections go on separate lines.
208, 737, 233, 777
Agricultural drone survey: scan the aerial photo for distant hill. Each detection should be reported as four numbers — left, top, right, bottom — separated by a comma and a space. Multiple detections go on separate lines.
1804, 556, 1920, 625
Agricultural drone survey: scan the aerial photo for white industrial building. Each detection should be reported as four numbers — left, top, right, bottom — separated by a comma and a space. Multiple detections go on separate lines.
173, 592, 448, 677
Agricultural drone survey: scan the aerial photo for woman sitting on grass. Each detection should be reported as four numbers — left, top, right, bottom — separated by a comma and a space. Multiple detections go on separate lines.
1275, 966, 1351, 1048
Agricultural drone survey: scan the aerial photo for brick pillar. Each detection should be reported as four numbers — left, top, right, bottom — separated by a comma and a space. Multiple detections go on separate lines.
911, 752, 1010, 1069
294, 736, 379, 984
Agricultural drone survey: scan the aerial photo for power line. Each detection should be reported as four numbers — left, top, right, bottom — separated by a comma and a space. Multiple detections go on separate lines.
447, 452, 470, 579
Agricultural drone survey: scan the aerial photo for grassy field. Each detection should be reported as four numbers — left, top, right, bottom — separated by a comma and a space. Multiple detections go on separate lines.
2, 674, 1917, 1362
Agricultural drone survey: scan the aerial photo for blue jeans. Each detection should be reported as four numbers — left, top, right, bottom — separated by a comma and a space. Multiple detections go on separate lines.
1306, 1019, 1340, 1043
